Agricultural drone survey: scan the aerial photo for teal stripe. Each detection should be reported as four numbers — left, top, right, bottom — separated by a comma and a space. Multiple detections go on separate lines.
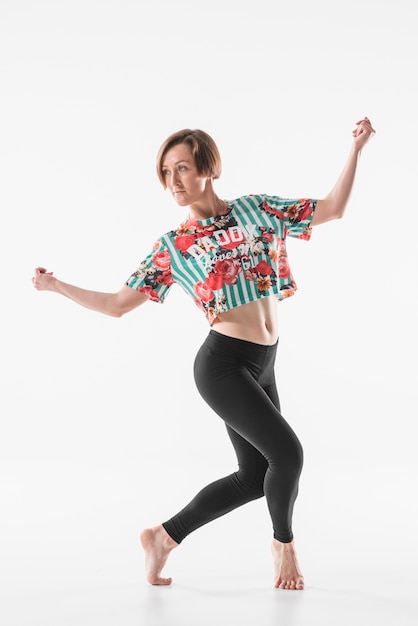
228, 283, 238, 309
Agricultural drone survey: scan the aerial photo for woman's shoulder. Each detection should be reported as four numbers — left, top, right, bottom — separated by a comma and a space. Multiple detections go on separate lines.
229, 193, 267, 207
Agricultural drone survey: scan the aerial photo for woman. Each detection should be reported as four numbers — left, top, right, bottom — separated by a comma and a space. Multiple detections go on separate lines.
33, 117, 375, 590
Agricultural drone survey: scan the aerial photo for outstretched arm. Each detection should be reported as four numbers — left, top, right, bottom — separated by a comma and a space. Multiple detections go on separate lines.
311, 117, 376, 227
32, 267, 149, 317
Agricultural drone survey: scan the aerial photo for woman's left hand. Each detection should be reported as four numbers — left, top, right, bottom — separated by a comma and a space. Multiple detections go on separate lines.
352, 116, 376, 151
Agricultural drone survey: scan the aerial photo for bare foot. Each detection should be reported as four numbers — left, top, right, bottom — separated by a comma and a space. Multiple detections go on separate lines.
140, 525, 178, 585
271, 539, 304, 590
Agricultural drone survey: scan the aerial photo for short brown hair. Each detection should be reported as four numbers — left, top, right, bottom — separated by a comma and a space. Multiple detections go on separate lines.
156, 129, 222, 187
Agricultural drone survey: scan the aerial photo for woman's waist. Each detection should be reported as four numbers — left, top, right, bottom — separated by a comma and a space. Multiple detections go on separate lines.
212, 297, 278, 346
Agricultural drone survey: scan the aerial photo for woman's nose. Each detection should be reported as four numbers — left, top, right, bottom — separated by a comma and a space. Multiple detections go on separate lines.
170, 171, 180, 187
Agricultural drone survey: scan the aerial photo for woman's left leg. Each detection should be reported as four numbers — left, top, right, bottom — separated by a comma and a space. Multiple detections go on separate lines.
162, 331, 303, 545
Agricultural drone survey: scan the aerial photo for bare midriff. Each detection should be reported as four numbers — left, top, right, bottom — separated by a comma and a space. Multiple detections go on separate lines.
211, 295, 279, 346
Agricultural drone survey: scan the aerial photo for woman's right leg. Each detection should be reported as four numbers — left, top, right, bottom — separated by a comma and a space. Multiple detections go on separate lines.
160, 425, 268, 544
140, 425, 269, 585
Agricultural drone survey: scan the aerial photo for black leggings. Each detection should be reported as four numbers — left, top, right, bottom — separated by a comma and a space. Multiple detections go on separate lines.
162, 330, 303, 544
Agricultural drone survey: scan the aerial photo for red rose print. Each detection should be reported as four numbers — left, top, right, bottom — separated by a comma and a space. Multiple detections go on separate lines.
245, 270, 256, 281
261, 200, 286, 220
206, 273, 223, 290
254, 260, 273, 275
174, 234, 196, 252
298, 231, 311, 241
213, 258, 241, 285
157, 270, 174, 286
152, 250, 171, 270
139, 286, 159, 301
297, 199, 312, 222
277, 239, 286, 256
221, 238, 242, 250
195, 281, 214, 303
194, 298, 206, 313
278, 257, 291, 278
162, 270, 174, 285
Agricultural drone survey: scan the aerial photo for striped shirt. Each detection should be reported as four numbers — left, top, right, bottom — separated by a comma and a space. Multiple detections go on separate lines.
126, 194, 316, 325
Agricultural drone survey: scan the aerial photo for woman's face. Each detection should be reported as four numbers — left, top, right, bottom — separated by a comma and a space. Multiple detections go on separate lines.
161, 143, 210, 207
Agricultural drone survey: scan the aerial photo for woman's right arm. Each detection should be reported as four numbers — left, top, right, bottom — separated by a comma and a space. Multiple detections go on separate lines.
32, 267, 149, 317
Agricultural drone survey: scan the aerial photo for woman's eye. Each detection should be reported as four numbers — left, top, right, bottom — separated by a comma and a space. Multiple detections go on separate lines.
162, 169, 170, 176
179, 165, 187, 172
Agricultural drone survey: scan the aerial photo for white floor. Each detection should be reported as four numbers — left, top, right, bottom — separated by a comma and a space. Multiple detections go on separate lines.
2, 482, 417, 626
2, 563, 416, 626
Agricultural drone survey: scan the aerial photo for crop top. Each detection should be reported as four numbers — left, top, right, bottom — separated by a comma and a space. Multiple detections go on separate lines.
126, 194, 316, 325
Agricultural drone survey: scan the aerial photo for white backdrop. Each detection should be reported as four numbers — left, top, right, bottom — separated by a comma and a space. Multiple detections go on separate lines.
1, 1, 417, 625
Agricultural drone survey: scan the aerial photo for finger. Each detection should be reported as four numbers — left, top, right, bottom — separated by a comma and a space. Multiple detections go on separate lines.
36, 267, 54, 276
360, 123, 376, 135
356, 118, 376, 133
353, 121, 375, 137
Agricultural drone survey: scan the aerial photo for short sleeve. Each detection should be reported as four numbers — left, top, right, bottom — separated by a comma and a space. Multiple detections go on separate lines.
260, 195, 317, 241
125, 238, 174, 303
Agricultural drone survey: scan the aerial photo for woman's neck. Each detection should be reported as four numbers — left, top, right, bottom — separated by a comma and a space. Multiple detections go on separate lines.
188, 195, 228, 221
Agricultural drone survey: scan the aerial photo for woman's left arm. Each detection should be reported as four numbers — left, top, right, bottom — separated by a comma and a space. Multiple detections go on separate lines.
311, 117, 376, 227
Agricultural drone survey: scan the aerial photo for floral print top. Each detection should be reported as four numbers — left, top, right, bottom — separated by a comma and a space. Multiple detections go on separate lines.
126, 194, 316, 325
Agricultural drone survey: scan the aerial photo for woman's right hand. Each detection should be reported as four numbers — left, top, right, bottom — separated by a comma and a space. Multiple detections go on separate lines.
32, 267, 57, 291
32, 267, 149, 316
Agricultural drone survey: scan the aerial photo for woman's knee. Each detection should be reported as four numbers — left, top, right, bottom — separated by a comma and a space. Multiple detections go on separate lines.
268, 435, 303, 478
233, 467, 266, 500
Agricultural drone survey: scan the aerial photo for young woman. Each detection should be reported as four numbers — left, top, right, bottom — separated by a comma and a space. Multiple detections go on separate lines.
33, 117, 375, 590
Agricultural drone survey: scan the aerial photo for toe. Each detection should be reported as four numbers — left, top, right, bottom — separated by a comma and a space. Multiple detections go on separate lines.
149, 576, 172, 586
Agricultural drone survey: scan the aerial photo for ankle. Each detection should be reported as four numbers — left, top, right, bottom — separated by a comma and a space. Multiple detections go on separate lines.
272, 539, 295, 551
158, 525, 178, 549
